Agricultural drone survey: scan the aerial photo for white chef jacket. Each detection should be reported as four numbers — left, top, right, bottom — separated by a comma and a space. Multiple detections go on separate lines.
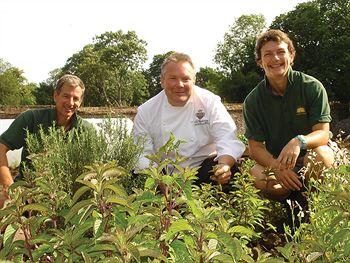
133, 85, 245, 170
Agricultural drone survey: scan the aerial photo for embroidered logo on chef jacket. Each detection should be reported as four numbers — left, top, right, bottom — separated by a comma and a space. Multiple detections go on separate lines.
194, 109, 209, 125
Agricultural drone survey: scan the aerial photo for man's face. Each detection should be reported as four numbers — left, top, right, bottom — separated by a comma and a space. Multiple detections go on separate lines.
161, 61, 195, 107
54, 84, 84, 122
259, 40, 295, 80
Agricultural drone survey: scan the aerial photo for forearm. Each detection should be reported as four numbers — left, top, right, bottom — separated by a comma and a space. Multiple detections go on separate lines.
303, 128, 329, 149
217, 154, 235, 168
248, 140, 278, 169
0, 144, 13, 188
0, 166, 13, 189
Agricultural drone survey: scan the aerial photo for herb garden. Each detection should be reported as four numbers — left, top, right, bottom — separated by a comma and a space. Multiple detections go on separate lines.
0, 120, 349, 262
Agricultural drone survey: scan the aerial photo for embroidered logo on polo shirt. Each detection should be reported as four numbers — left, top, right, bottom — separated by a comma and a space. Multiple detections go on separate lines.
194, 109, 209, 125
296, 106, 306, 115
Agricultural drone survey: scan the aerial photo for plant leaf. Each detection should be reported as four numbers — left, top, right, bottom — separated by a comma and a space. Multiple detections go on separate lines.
228, 225, 257, 238
94, 218, 103, 237
170, 240, 193, 263
106, 196, 128, 206
306, 252, 323, 262
165, 219, 193, 241
72, 186, 91, 204
32, 244, 54, 261
65, 198, 95, 224
187, 200, 203, 218
144, 177, 156, 189
105, 184, 127, 197
22, 204, 49, 213
3, 224, 17, 249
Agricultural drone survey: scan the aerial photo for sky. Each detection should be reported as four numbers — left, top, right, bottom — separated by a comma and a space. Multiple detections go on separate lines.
0, 0, 307, 84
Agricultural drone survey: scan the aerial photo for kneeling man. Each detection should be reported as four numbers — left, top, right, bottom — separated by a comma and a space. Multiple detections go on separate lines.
133, 52, 245, 185
244, 30, 334, 202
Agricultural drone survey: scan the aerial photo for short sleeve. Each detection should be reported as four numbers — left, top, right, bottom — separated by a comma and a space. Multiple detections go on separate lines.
306, 81, 332, 126
243, 96, 266, 142
0, 111, 33, 150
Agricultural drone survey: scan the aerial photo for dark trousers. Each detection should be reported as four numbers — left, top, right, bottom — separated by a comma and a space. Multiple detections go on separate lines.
195, 156, 240, 186
283, 153, 310, 231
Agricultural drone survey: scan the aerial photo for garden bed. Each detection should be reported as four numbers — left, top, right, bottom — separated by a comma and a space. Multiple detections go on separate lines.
1, 103, 349, 137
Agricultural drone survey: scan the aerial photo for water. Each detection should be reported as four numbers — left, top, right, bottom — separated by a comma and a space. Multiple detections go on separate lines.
0, 118, 133, 168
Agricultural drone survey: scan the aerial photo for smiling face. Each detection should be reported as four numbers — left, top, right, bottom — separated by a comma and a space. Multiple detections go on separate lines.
54, 84, 84, 125
258, 40, 295, 81
161, 61, 195, 107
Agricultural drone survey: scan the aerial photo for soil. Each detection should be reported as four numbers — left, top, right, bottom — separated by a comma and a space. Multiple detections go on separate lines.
0, 103, 349, 138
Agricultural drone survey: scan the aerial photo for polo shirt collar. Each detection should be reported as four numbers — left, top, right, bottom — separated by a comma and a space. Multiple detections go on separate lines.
53, 108, 79, 130
263, 67, 294, 96
70, 113, 79, 129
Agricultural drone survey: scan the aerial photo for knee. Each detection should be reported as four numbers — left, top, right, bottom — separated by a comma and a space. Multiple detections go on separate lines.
250, 165, 266, 190
249, 165, 292, 201
308, 145, 334, 168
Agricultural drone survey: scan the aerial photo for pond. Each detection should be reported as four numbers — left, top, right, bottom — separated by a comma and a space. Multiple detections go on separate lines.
0, 118, 134, 168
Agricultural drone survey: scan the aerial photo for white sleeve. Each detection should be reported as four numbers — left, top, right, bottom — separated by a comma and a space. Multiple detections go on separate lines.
132, 108, 155, 170
210, 98, 245, 162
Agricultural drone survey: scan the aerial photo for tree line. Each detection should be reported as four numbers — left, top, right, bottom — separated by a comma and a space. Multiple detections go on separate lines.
1, 0, 349, 107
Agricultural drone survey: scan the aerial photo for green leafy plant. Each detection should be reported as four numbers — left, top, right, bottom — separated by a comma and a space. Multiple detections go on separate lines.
2, 127, 350, 262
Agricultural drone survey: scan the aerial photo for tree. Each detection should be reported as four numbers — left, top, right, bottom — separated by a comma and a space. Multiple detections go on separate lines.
195, 67, 226, 96
61, 30, 149, 106
34, 69, 62, 105
145, 51, 174, 98
214, 14, 266, 102
215, 14, 266, 76
271, 0, 350, 102
0, 59, 36, 106
220, 70, 261, 102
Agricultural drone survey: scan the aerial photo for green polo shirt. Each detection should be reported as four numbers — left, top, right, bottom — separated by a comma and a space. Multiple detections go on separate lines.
243, 68, 331, 157
0, 108, 93, 177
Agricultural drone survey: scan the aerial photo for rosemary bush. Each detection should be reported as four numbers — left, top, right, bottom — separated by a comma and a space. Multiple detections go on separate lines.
24, 118, 143, 196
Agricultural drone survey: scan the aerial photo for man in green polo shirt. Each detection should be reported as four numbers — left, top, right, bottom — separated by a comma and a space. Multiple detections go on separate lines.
243, 29, 334, 205
0, 74, 92, 207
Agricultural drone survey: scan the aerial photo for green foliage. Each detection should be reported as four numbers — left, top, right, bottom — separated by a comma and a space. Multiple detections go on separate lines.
33, 68, 62, 105
273, 143, 350, 262
0, 132, 268, 262
271, 0, 350, 102
0, 59, 37, 106
144, 51, 174, 98
215, 14, 266, 75
60, 30, 149, 106
196, 67, 226, 97
221, 70, 261, 102
34, 82, 53, 105
213, 14, 266, 102
1, 130, 350, 261
25, 118, 143, 195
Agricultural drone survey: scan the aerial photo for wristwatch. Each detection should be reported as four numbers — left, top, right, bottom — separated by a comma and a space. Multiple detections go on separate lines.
296, 135, 307, 150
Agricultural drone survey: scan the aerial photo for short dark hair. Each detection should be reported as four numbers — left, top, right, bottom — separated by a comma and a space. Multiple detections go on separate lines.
55, 74, 85, 94
161, 52, 195, 77
255, 29, 295, 63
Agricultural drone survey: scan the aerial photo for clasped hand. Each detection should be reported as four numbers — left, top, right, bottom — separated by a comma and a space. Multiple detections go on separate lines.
276, 137, 301, 170
274, 138, 302, 191
210, 163, 231, 184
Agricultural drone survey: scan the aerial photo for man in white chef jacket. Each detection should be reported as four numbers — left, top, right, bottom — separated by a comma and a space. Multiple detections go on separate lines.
133, 52, 245, 185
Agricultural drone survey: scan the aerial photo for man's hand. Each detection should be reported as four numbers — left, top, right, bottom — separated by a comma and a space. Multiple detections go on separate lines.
0, 187, 9, 208
277, 137, 301, 170
275, 169, 302, 191
210, 163, 231, 184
